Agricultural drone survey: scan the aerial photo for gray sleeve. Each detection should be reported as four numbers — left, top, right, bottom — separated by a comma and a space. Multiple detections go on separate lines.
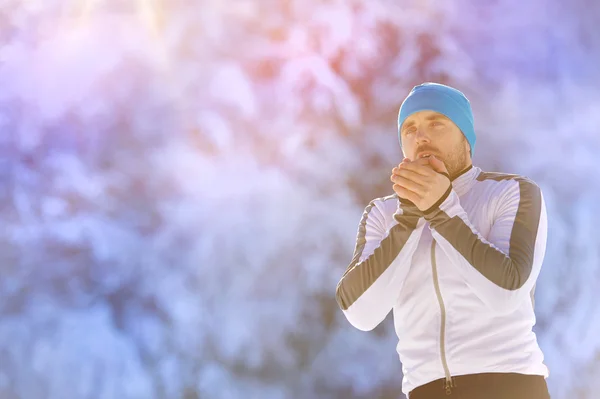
423, 178, 547, 313
335, 197, 425, 331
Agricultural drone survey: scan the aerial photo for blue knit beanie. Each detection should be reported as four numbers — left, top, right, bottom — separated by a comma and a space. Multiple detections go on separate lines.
397, 82, 476, 158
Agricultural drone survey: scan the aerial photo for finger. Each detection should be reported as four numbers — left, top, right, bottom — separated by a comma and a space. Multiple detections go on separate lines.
393, 184, 420, 204
396, 167, 431, 184
391, 174, 427, 195
392, 163, 412, 175
412, 157, 432, 167
400, 161, 435, 177
396, 159, 410, 169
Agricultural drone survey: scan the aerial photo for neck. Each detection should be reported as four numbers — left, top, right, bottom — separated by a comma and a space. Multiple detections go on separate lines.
450, 163, 473, 181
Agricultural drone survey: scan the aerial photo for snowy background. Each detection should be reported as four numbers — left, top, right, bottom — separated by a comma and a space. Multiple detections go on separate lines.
0, 1, 598, 398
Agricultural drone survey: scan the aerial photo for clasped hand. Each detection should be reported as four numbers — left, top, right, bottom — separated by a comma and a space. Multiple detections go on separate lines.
390, 156, 451, 212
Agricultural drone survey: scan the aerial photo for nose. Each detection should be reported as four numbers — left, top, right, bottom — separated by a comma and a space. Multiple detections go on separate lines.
415, 128, 431, 144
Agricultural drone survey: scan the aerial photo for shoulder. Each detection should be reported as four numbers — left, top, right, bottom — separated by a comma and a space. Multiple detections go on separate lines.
369, 193, 399, 206
363, 193, 399, 219
476, 170, 538, 186
475, 170, 542, 201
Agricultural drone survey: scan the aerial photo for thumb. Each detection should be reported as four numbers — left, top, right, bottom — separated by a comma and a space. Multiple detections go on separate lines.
429, 156, 448, 174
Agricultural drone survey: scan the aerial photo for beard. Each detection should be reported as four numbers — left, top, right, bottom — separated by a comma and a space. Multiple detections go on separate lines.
441, 140, 470, 179
413, 137, 471, 179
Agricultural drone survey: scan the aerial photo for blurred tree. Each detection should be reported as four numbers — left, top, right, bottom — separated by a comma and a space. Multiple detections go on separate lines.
0, 0, 598, 398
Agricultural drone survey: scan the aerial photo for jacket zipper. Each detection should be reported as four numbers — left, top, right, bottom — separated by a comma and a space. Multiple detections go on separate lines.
430, 240, 456, 395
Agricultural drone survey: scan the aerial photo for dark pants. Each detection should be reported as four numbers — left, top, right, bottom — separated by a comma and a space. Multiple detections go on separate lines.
409, 372, 551, 399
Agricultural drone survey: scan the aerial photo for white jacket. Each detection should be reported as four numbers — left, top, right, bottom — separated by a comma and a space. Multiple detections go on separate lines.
335, 165, 549, 396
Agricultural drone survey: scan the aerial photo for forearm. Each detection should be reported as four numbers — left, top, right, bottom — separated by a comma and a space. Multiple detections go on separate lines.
424, 185, 547, 313
336, 202, 425, 331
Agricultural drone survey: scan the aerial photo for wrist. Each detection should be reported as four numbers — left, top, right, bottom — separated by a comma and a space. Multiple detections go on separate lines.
397, 196, 423, 216
423, 184, 452, 216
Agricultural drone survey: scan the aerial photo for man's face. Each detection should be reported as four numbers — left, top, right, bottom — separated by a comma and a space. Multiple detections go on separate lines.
400, 110, 471, 177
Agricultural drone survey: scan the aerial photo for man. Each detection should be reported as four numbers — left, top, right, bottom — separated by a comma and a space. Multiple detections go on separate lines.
335, 83, 551, 399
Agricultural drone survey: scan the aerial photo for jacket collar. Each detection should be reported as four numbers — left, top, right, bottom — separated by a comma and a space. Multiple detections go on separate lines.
451, 164, 480, 196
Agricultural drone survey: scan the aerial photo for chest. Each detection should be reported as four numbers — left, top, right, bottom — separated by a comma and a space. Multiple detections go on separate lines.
395, 192, 495, 304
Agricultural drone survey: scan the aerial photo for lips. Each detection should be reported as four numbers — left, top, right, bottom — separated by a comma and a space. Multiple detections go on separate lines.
417, 152, 435, 159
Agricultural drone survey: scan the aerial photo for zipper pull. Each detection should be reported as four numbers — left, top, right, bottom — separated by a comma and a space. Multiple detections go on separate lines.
444, 377, 456, 395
